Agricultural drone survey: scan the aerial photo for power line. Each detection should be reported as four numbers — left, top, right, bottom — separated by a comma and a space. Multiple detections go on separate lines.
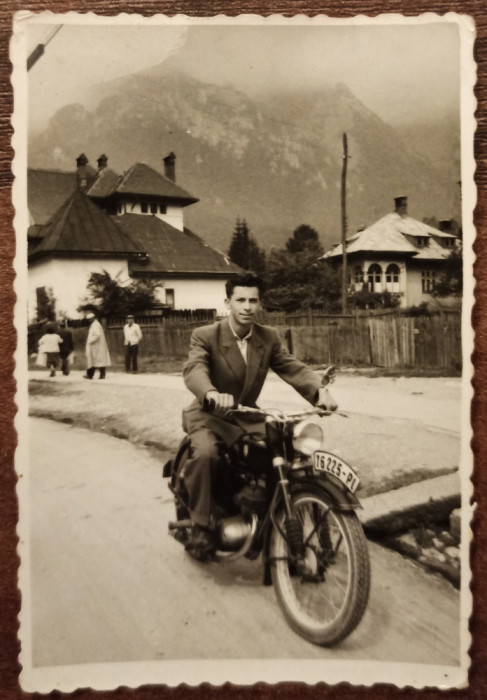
27, 24, 63, 71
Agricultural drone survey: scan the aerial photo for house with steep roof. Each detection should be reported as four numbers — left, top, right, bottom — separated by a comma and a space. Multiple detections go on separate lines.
321, 197, 460, 308
27, 152, 240, 319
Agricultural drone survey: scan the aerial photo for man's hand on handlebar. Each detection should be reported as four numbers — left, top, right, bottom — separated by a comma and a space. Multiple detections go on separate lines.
316, 387, 338, 412
205, 390, 235, 413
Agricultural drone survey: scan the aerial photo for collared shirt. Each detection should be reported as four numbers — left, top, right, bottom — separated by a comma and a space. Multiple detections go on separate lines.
229, 319, 252, 364
123, 322, 143, 346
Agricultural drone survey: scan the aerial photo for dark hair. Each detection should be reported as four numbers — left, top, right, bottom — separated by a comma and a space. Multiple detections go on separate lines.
225, 273, 264, 299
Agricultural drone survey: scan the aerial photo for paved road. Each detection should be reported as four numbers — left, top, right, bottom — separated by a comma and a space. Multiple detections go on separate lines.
28, 418, 461, 669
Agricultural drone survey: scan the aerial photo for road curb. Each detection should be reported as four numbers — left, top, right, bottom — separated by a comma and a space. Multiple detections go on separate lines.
359, 471, 461, 535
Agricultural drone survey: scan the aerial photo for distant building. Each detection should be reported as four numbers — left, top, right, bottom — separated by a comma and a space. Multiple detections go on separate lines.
321, 196, 460, 308
28, 152, 240, 319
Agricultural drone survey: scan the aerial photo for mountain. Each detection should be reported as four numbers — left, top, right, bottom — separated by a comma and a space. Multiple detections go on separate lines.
28, 67, 461, 254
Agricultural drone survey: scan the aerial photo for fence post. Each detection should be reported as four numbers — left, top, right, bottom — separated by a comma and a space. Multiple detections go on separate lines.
285, 328, 293, 354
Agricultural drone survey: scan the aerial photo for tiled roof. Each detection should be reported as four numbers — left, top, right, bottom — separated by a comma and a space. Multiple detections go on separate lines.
28, 169, 78, 225
323, 212, 456, 261
86, 168, 121, 198
28, 188, 144, 261
115, 163, 198, 205
115, 214, 241, 275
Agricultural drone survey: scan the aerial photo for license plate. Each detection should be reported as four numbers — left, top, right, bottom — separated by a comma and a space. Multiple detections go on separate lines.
313, 451, 360, 494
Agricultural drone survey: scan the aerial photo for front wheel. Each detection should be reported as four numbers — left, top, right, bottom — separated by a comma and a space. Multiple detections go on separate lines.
270, 490, 370, 646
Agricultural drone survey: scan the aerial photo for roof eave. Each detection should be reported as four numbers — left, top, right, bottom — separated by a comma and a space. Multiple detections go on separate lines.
129, 269, 239, 279
28, 250, 139, 263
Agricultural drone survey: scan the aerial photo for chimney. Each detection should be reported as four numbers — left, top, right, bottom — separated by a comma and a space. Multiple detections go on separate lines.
163, 152, 176, 182
394, 196, 408, 217
438, 219, 452, 233
97, 154, 108, 171
76, 153, 88, 168
76, 153, 90, 189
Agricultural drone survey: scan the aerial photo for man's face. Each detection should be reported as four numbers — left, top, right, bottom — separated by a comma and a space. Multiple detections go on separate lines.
225, 286, 261, 328
127, 318, 134, 326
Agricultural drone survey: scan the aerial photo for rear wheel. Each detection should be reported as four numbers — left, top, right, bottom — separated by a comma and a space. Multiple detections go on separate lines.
170, 443, 191, 541
270, 490, 370, 646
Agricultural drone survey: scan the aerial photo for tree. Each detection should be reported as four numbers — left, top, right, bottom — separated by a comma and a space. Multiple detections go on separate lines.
228, 218, 266, 274
78, 270, 162, 317
263, 248, 340, 312
35, 285, 56, 322
285, 224, 324, 256
261, 224, 337, 312
434, 248, 463, 296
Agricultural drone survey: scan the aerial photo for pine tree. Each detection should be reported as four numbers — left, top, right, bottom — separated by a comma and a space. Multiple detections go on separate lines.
228, 218, 266, 273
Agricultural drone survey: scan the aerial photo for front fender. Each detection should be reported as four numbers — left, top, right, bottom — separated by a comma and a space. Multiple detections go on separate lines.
290, 476, 361, 512
261, 475, 360, 586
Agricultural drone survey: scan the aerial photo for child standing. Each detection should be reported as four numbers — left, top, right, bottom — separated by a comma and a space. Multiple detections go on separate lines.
38, 324, 63, 377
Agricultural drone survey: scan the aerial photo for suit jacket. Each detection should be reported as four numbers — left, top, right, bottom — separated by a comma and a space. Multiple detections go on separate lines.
58, 327, 74, 357
182, 318, 321, 434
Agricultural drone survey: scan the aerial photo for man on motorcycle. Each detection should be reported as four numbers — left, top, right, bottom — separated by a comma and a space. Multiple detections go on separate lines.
182, 273, 338, 555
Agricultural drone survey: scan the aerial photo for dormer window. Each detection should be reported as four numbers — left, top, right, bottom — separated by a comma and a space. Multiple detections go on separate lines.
416, 236, 429, 247
150, 202, 158, 214
159, 204, 167, 214
141, 201, 148, 214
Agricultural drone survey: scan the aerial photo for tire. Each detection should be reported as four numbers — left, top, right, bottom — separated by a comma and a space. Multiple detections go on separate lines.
172, 443, 191, 530
270, 490, 370, 646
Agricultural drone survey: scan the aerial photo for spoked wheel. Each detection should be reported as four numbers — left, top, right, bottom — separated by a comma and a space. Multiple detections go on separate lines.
270, 490, 370, 646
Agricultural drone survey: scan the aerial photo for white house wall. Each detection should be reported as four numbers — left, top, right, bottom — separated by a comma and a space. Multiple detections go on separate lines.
119, 201, 184, 231
354, 258, 408, 307
156, 278, 229, 313
28, 257, 129, 320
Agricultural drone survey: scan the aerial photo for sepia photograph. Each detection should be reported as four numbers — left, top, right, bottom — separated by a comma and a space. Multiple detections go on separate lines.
11, 11, 475, 692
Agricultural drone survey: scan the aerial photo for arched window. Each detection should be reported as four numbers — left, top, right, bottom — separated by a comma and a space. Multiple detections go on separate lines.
367, 264, 383, 293
385, 264, 400, 293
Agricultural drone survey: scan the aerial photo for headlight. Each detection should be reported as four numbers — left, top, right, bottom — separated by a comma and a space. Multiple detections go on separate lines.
292, 420, 324, 456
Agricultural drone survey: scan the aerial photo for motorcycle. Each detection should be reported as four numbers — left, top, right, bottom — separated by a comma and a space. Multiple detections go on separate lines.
162, 367, 370, 647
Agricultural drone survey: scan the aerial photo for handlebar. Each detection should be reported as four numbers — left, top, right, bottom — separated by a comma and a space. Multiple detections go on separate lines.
226, 405, 347, 421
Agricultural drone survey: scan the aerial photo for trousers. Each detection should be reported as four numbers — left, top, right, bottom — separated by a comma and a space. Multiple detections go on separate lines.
125, 344, 139, 371
183, 428, 221, 527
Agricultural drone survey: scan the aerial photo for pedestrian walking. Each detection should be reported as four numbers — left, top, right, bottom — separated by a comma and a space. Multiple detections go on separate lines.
57, 319, 74, 376
123, 314, 143, 373
37, 323, 63, 377
84, 312, 111, 380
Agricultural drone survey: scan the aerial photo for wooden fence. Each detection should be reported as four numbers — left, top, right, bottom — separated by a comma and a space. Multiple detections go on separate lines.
28, 311, 462, 371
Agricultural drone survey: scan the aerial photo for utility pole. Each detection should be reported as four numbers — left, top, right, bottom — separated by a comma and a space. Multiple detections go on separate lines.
341, 132, 349, 313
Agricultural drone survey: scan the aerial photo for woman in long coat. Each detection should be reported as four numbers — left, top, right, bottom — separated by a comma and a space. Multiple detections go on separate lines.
84, 313, 111, 379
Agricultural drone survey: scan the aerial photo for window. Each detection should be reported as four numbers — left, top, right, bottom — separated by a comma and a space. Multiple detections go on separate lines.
159, 204, 167, 214
353, 266, 364, 284
140, 201, 148, 214
150, 202, 158, 214
416, 236, 429, 247
421, 270, 436, 293
385, 264, 400, 293
367, 264, 383, 293
165, 289, 175, 308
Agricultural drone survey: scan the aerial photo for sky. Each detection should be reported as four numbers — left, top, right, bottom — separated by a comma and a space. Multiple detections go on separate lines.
23, 16, 461, 134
